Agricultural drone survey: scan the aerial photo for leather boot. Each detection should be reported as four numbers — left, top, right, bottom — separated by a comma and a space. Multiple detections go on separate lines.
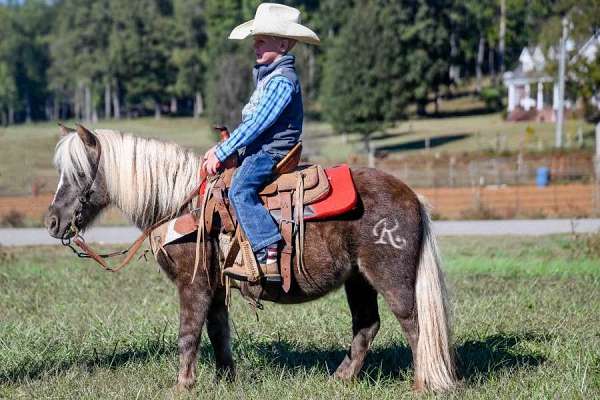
223, 261, 282, 283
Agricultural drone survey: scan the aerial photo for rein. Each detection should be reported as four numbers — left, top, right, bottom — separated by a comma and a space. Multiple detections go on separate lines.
61, 137, 206, 273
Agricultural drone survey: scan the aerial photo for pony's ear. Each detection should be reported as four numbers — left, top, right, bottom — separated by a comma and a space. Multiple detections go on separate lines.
76, 124, 97, 148
58, 122, 76, 137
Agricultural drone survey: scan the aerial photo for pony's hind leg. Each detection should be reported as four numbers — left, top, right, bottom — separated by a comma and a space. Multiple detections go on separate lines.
206, 288, 235, 380
380, 289, 420, 384
334, 273, 380, 380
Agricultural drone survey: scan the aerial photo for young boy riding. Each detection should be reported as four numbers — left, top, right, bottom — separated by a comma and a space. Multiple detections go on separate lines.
202, 3, 320, 283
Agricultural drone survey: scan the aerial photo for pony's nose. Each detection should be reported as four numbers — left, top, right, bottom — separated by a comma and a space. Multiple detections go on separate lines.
45, 214, 60, 236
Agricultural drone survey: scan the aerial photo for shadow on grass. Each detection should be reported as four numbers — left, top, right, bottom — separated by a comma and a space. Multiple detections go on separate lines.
376, 133, 471, 153
250, 332, 546, 383
0, 337, 183, 384
1, 332, 545, 385
426, 107, 497, 118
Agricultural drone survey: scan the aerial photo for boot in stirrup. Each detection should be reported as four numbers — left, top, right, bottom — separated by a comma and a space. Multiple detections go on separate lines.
223, 243, 281, 283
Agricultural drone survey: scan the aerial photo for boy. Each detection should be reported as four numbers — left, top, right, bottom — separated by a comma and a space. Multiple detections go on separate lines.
202, 3, 320, 282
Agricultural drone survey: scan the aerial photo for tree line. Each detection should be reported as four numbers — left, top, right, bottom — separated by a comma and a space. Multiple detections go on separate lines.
0, 0, 597, 132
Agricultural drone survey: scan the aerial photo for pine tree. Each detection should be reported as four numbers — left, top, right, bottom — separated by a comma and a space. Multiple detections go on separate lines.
322, 0, 454, 146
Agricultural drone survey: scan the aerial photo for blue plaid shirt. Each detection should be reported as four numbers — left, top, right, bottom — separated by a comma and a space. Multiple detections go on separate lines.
215, 76, 294, 162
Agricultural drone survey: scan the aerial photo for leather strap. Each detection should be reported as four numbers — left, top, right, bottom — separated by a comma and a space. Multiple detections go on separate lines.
212, 179, 235, 232
204, 197, 216, 234
279, 191, 293, 292
239, 228, 261, 283
70, 177, 205, 273
73, 225, 152, 272
223, 226, 241, 272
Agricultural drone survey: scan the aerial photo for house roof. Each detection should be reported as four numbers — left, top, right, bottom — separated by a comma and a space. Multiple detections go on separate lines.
504, 33, 597, 85
503, 64, 552, 84
574, 31, 600, 63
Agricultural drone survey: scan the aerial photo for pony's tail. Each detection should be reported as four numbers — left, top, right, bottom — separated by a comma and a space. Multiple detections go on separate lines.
413, 195, 458, 392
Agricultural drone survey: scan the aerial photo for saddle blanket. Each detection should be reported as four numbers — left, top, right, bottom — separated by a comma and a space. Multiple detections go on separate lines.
156, 164, 357, 247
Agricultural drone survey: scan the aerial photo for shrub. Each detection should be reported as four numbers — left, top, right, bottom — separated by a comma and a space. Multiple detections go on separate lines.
480, 86, 504, 111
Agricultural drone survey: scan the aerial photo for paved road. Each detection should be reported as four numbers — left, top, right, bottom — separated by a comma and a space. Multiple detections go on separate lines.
2, 219, 600, 246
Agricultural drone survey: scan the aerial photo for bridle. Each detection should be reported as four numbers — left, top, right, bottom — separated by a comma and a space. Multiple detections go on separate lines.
61, 137, 102, 245
59, 137, 137, 271
60, 137, 205, 272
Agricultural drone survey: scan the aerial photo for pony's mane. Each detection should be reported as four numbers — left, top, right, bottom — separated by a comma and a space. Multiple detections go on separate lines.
54, 129, 202, 229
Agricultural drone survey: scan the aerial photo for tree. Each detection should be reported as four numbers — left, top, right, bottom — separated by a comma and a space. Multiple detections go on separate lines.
108, 0, 177, 119
460, 0, 496, 90
0, 62, 17, 125
203, 0, 256, 128
322, 0, 457, 148
49, 0, 113, 122
171, 0, 207, 118
0, 7, 17, 124
1, 1, 53, 123
321, 1, 410, 148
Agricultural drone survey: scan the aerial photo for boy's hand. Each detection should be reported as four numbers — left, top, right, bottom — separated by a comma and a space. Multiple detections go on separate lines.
203, 147, 221, 175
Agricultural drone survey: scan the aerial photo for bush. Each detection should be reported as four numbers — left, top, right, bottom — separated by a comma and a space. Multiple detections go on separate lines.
480, 86, 504, 111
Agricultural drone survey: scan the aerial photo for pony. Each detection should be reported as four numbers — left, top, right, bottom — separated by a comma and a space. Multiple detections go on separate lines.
46, 124, 457, 392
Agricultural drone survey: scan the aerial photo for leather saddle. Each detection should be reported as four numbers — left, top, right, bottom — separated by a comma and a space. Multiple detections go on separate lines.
204, 143, 330, 230
149, 129, 358, 294
199, 142, 330, 291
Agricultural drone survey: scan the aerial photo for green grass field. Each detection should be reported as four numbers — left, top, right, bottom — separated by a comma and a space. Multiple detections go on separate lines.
1, 235, 599, 399
0, 102, 595, 196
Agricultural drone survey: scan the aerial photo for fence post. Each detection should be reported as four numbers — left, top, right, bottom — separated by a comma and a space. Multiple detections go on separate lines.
368, 142, 375, 168
448, 156, 456, 187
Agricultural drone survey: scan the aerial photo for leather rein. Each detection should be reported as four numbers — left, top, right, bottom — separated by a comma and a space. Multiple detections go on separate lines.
61, 139, 205, 273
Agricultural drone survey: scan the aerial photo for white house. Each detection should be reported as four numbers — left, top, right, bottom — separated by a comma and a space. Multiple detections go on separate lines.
503, 46, 562, 121
502, 32, 600, 122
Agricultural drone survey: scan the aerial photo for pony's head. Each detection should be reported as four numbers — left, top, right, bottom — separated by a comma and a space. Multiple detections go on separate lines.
45, 124, 110, 239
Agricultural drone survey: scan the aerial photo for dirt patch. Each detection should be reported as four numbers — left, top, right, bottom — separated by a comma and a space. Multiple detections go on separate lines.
2, 184, 598, 223
0, 194, 128, 226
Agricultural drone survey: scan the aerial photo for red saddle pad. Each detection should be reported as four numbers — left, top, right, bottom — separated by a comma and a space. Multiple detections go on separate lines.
304, 164, 357, 220
197, 164, 358, 223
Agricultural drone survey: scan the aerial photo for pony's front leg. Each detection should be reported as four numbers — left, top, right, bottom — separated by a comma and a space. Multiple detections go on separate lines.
175, 282, 212, 390
206, 288, 235, 380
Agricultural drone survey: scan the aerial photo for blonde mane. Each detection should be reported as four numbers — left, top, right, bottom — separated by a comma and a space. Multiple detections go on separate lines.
54, 129, 202, 229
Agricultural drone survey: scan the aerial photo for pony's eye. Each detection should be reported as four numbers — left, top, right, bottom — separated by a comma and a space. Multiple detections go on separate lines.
77, 171, 86, 178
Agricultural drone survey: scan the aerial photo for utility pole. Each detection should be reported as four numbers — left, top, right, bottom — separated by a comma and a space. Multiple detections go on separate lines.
499, 0, 506, 75
554, 16, 569, 148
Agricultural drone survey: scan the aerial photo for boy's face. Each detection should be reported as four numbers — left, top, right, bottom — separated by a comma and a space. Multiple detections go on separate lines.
253, 35, 293, 65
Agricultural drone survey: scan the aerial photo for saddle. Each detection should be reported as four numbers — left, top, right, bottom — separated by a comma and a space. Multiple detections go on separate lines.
200, 142, 333, 292
150, 137, 358, 293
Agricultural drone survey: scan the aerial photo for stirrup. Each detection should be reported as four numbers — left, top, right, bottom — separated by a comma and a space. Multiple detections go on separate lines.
223, 262, 282, 284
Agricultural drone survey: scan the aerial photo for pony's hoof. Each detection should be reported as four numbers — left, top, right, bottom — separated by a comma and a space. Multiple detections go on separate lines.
215, 366, 236, 382
333, 369, 355, 381
173, 381, 194, 393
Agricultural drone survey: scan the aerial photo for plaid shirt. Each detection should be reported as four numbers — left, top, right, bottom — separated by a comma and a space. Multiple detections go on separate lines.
215, 76, 294, 162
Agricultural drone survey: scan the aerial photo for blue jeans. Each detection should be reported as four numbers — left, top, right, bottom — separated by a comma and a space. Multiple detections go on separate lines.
229, 150, 282, 252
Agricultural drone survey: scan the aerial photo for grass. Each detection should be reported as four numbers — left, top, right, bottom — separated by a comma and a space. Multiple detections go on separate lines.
0, 118, 215, 196
1, 235, 599, 399
0, 104, 595, 195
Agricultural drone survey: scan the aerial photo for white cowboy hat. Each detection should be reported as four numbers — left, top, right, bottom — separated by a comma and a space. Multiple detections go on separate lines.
229, 3, 320, 46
